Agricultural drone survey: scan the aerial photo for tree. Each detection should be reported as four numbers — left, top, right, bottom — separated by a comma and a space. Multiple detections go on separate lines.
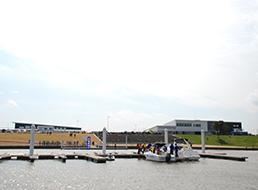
212, 121, 230, 139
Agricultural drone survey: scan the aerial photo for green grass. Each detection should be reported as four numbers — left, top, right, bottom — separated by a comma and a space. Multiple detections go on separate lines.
175, 134, 258, 148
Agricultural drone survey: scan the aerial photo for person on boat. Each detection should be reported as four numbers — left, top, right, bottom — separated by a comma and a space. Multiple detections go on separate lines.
139, 144, 143, 154
147, 143, 152, 151
175, 143, 179, 157
142, 143, 146, 154
157, 147, 160, 155
154, 143, 159, 154
162, 145, 167, 152
137, 144, 141, 154
169, 143, 174, 155
151, 145, 156, 153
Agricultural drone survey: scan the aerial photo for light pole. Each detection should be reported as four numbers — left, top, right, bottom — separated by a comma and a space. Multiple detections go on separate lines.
77, 120, 79, 126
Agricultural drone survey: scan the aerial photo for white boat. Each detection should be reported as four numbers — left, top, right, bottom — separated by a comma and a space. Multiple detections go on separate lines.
144, 151, 176, 162
144, 139, 200, 162
173, 138, 200, 161
144, 142, 176, 162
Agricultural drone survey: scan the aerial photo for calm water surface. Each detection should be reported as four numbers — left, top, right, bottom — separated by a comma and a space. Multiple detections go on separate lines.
0, 149, 257, 190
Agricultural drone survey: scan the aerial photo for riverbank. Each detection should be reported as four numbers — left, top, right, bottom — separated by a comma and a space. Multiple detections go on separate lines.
176, 134, 258, 148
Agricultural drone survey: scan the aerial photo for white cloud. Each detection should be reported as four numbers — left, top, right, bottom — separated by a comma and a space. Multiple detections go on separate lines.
255, 72, 258, 82
0, 1, 258, 133
0, 65, 12, 73
11, 91, 19, 94
94, 83, 119, 95
6, 100, 18, 107
247, 90, 258, 113
110, 109, 169, 131
0, 0, 256, 112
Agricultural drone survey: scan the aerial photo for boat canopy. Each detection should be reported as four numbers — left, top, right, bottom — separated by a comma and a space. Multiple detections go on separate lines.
154, 142, 166, 147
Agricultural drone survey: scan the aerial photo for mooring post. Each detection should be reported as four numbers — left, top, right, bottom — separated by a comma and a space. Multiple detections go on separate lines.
201, 129, 205, 153
29, 124, 35, 157
164, 128, 168, 146
102, 127, 106, 156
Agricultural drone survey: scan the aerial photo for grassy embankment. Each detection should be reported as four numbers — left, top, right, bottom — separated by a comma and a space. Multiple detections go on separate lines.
0, 133, 98, 146
176, 134, 258, 148
1, 133, 258, 148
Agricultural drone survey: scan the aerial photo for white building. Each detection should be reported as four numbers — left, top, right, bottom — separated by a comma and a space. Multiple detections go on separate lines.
148, 119, 242, 135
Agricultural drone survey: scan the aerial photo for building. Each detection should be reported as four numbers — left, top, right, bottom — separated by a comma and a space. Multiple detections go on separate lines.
13, 122, 82, 132
148, 119, 242, 135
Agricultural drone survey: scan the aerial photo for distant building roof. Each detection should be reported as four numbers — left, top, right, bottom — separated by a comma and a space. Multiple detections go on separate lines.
13, 121, 82, 131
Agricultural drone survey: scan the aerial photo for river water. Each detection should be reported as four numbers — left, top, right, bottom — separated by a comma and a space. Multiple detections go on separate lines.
0, 149, 257, 190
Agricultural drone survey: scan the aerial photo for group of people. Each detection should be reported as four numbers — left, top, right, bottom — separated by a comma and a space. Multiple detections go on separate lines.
137, 142, 180, 157
137, 143, 152, 154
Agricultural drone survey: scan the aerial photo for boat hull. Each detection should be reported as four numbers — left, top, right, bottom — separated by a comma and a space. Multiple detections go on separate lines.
144, 152, 176, 162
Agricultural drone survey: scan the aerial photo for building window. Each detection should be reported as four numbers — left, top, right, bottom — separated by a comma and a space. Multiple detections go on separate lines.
193, 124, 201, 127
176, 123, 192, 127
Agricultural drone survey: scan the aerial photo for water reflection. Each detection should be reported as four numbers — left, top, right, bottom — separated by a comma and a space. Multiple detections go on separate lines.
0, 149, 257, 190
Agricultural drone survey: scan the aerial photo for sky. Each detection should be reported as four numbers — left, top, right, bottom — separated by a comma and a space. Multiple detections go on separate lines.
0, 0, 258, 133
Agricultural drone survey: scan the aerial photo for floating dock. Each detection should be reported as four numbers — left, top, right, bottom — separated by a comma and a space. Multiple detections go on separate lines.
0, 152, 248, 163
0, 153, 107, 163
96, 153, 144, 159
199, 153, 248, 161
0, 154, 12, 160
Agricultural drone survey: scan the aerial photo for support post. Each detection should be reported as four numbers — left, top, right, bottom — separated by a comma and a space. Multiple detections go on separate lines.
201, 129, 205, 153
102, 127, 106, 155
164, 128, 168, 146
29, 124, 35, 157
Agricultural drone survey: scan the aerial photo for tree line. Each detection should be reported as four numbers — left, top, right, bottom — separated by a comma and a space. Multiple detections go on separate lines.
212, 120, 230, 139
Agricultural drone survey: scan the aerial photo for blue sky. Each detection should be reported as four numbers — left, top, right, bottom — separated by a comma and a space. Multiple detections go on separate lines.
0, 0, 258, 133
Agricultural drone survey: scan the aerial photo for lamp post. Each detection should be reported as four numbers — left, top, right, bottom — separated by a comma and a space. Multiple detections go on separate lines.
77, 120, 79, 126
